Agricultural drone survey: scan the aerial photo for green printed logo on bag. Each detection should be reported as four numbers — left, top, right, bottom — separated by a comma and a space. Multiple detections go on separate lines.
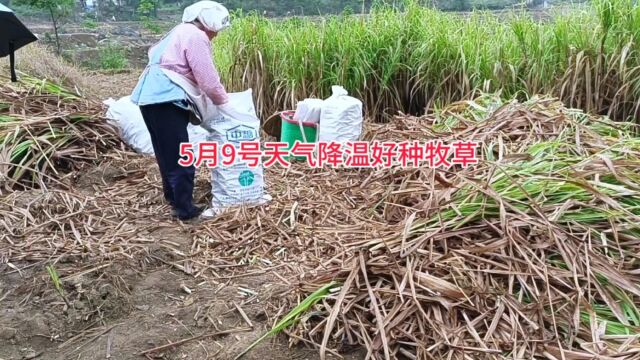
238, 170, 255, 187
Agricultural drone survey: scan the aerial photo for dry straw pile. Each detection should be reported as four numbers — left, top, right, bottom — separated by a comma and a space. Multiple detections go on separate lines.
289, 95, 640, 359
0, 74, 120, 191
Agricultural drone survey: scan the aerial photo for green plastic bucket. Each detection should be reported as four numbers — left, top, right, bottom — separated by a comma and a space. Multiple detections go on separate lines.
280, 111, 318, 161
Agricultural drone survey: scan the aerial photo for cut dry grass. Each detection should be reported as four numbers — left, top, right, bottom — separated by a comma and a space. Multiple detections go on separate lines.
289, 95, 640, 359
1, 89, 638, 359
0, 74, 121, 191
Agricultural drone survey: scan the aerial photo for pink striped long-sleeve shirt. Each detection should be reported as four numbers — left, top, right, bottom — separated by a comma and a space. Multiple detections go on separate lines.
150, 23, 229, 105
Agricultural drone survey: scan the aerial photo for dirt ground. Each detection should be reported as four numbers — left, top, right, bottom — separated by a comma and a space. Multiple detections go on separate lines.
0, 260, 357, 360
0, 75, 369, 360
1, 257, 318, 360
0, 159, 367, 360
89, 71, 141, 100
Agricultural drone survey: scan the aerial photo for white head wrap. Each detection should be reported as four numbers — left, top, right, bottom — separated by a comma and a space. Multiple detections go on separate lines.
182, 1, 231, 33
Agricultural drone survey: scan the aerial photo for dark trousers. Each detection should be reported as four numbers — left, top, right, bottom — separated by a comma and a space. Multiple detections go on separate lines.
139, 102, 199, 220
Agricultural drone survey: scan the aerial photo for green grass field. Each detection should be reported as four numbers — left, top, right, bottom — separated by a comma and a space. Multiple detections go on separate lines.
214, 0, 640, 122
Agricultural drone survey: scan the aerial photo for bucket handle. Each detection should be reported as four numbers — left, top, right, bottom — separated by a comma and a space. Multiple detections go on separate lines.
297, 117, 308, 143
282, 111, 320, 151
293, 113, 319, 144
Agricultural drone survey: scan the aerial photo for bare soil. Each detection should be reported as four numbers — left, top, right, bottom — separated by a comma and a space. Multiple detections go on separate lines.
89, 71, 140, 99
0, 160, 366, 360
0, 258, 332, 360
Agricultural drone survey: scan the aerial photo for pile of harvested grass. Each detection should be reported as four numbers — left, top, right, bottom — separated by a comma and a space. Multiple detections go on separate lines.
291, 95, 640, 359
0, 155, 177, 263
0, 75, 121, 191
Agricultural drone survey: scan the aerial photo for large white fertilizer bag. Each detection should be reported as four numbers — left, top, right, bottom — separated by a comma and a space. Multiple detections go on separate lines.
103, 96, 209, 155
201, 89, 271, 217
319, 86, 363, 143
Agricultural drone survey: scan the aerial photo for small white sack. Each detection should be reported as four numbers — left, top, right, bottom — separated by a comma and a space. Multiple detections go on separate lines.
104, 96, 154, 155
319, 86, 363, 143
201, 89, 271, 217
103, 96, 209, 156
293, 98, 323, 124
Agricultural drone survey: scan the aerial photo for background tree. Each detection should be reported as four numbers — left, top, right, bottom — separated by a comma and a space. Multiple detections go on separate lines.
137, 0, 161, 32
16, 0, 74, 54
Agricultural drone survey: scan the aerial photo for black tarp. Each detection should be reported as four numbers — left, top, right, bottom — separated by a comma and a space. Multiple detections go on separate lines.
0, 4, 38, 82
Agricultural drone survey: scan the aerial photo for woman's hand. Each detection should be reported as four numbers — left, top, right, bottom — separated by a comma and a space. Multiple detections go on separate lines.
199, 102, 231, 133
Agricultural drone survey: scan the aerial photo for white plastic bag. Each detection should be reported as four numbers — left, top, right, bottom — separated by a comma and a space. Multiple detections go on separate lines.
201, 89, 271, 217
293, 98, 323, 124
319, 86, 363, 143
104, 96, 154, 155
103, 96, 209, 156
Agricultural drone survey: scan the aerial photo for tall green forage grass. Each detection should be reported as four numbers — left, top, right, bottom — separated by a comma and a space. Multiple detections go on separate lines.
215, 0, 640, 122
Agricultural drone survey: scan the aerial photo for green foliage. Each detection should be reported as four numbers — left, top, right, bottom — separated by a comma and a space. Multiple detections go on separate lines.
82, 18, 98, 29
8, 2, 48, 17
15, 0, 73, 17
99, 44, 129, 70
342, 4, 355, 15
222, 0, 374, 16
215, 0, 640, 122
170, 0, 547, 16
136, 0, 162, 32
15, 0, 74, 54
46, 265, 71, 307
136, 0, 155, 17
142, 18, 162, 33
46, 265, 64, 296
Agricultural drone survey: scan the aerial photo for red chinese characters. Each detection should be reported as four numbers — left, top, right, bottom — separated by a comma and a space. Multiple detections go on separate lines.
178, 140, 481, 169
424, 141, 451, 169
238, 141, 262, 167
345, 142, 372, 168
318, 142, 345, 168
371, 141, 397, 168
195, 142, 218, 168
263, 142, 290, 168
290, 142, 318, 167
452, 141, 479, 168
